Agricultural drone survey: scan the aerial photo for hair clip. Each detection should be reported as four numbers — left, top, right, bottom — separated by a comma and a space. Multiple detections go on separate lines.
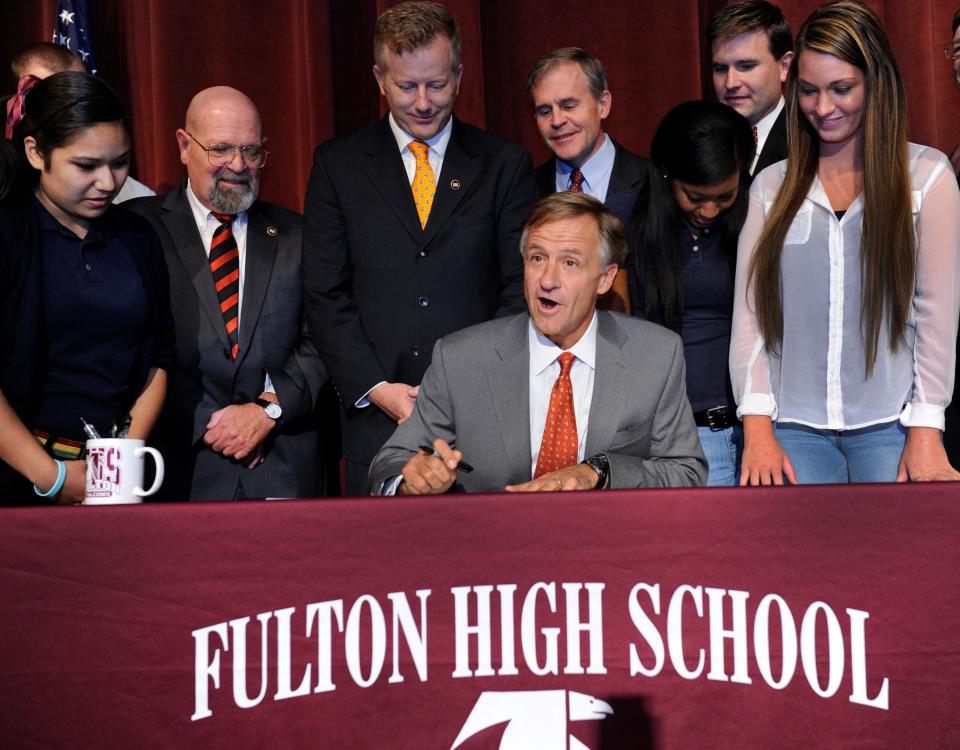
5, 74, 40, 140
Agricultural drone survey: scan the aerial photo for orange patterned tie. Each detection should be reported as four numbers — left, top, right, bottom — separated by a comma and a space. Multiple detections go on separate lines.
534, 352, 578, 478
409, 140, 436, 229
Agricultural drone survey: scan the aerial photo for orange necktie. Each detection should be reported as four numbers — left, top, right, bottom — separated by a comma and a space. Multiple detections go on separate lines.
409, 140, 436, 229
534, 352, 578, 478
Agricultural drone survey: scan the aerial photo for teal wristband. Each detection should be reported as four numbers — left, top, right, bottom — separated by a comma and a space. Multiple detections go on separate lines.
34, 459, 67, 497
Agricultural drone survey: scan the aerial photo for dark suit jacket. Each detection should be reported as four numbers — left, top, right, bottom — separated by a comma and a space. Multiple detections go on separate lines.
369, 311, 707, 492
302, 115, 536, 473
127, 186, 328, 501
753, 107, 788, 178
534, 139, 648, 224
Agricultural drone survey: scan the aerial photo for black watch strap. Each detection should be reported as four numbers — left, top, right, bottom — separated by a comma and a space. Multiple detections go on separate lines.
581, 453, 610, 489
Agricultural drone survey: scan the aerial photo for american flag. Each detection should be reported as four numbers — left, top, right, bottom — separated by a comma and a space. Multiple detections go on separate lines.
52, 0, 97, 75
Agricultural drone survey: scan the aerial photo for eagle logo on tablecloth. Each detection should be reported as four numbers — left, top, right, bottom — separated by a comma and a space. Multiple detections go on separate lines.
450, 689, 614, 750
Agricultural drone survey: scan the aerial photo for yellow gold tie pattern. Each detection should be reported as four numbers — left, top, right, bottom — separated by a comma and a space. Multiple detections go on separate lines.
409, 140, 436, 229
534, 352, 579, 478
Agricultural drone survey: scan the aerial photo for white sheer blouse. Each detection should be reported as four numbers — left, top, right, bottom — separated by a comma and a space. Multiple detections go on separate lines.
731, 143, 960, 431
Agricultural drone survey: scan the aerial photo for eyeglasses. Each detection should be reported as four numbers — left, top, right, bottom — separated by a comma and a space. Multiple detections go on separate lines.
186, 132, 269, 168
943, 44, 960, 61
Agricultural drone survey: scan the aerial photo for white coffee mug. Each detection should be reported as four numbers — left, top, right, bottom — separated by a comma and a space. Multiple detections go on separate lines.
84, 438, 164, 505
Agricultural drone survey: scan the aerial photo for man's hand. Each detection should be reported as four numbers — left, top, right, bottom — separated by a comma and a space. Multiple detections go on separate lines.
204, 403, 275, 461
57, 459, 86, 505
505, 463, 599, 493
897, 426, 960, 482
369, 382, 419, 423
398, 438, 461, 495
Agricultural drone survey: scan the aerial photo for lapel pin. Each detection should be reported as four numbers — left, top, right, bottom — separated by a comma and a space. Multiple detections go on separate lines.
266, 226, 278, 237
450, 178, 461, 191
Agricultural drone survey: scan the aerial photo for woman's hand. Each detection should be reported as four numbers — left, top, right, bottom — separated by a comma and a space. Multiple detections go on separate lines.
740, 415, 797, 486
896, 426, 960, 482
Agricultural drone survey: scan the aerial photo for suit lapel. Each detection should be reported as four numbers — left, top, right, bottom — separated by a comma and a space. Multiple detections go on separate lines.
360, 118, 424, 244
607, 141, 643, 197
160, 187, 232, 354
422, 119, 480, 245
236, 206, 277, 367
488, 315, 532, 481
585, 312, 631, 457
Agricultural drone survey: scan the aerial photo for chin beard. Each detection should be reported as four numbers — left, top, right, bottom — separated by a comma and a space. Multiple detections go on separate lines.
208, 172, 258, 214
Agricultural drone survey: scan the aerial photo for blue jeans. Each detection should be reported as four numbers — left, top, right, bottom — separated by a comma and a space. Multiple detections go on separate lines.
697, 425, 742, 486
773, 420, 907, 484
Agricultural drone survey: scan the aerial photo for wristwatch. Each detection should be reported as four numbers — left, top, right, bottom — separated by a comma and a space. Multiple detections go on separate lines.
255, 397, 283, 421
581, 453, 610, 489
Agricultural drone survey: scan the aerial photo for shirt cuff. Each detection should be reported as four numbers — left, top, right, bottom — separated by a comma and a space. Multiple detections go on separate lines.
899, 402, 946, 431
263, 374, 276, 396
356, 381, 388, 409
736, 393, 778, 420
379, 475, 404, 496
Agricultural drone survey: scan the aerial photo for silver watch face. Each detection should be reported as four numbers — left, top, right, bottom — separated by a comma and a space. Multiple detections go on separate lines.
264, 402, 282, 420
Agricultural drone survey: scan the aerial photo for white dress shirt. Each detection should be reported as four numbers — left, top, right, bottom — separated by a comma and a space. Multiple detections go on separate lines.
731, 143, 960, 431
528, 313, 598, 474
750, 97, 784, 175
553, 133, 616, 202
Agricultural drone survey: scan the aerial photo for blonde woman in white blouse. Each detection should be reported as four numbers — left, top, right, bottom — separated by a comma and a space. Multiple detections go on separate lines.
731, 0, 960, 485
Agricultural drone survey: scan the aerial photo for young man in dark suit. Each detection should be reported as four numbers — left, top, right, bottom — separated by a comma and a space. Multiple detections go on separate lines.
302, 1, 537, 495
708, 1, 794, 178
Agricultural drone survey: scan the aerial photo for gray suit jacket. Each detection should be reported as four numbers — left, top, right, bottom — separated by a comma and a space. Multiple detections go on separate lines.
369, 310, 706, 492
127, 186, 328, 500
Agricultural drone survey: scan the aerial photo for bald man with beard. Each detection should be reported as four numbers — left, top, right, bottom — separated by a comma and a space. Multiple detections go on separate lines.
127, 87, 329, 500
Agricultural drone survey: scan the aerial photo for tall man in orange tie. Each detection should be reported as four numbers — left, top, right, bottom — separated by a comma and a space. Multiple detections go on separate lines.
127, 87, 329, 500
301, 1, 537, 495
369, 193, 706, 494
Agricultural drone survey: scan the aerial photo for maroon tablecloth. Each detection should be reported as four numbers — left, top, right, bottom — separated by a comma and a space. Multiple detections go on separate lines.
1, 483, 957, 748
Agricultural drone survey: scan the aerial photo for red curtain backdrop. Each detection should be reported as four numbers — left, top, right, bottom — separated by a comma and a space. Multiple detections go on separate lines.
2, 0, 959, 212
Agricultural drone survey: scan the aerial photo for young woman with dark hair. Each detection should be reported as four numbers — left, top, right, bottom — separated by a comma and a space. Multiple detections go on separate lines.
0, 71, 173, 503
626, 100, 755, 485
732, 0, 960, 484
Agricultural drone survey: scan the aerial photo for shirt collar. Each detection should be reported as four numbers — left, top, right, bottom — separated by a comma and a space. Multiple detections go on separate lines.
753, 97, 784, 148
33, 192, 107, 244
388, 112, 454, 160
529, 310, 599, 376
555, 132, 614, 185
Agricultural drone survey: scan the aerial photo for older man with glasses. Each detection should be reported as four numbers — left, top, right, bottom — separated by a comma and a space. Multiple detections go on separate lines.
126, 86, 330, 501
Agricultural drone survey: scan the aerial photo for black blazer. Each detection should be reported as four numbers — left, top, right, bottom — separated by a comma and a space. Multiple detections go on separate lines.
127, 186, 328, 501
534, 139, 648, 224
753, 107, 788, 178
302, 116, 536, 466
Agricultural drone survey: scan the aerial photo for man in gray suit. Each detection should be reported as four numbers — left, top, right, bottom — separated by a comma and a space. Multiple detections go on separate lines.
128, 87, 328, 500
370, 193, 706, 494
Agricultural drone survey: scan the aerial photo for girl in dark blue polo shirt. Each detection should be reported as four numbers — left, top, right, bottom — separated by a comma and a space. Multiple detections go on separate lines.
0, 72, 173, 504
625, 101, 754, 485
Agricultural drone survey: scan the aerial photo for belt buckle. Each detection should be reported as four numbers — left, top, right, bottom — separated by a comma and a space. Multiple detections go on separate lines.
705, 405, 729, 432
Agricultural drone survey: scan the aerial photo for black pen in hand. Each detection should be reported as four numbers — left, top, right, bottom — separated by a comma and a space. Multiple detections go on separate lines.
416, 444, 474, 473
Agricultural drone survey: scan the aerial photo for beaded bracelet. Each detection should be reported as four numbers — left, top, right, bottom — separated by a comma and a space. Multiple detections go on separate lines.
34, 459, 67, 497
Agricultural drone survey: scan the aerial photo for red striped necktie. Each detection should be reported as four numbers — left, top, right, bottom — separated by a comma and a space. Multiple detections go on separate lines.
210, 212, 240, 359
